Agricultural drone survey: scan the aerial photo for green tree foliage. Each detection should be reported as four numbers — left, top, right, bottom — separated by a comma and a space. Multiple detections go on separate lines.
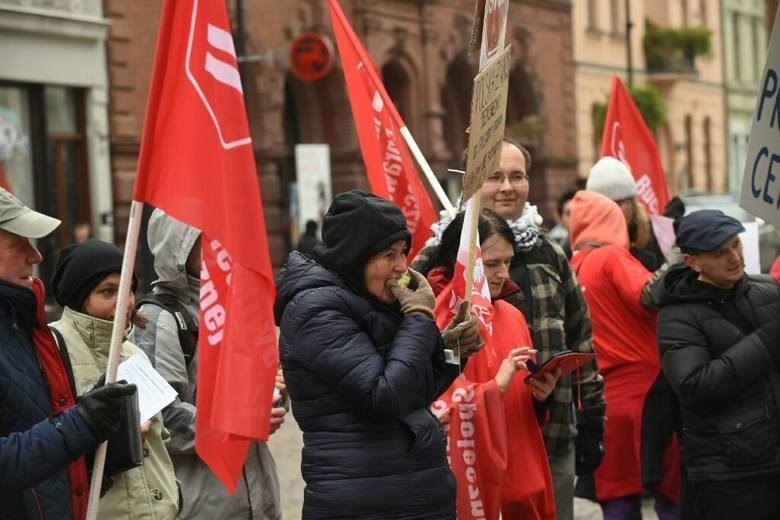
592, 83, 667, 141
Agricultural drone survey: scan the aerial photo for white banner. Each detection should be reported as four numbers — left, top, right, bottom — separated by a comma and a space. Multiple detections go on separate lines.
739, 7, 780, 227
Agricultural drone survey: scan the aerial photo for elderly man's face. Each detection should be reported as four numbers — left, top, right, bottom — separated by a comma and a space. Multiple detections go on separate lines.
0, 229, 42, 289
684, 235, 745, 289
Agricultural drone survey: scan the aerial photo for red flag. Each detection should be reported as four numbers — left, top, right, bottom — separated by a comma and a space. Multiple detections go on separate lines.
327, 0, 437, 257
431, 377, 508, 520
600, 76, 669, 216
433, 198, 496, 364
133, 0, 278, 492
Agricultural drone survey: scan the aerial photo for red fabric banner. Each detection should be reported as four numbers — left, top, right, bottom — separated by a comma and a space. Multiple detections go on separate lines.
133, 0, 278, 492
432, 376, 508, 520
600, 76, 669, 216
327, 0, 437, 257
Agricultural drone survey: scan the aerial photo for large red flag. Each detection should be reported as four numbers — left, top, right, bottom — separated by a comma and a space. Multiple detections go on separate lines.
327, 0, 437, 256
133, 0, 278, 492
600, 76, 669, 216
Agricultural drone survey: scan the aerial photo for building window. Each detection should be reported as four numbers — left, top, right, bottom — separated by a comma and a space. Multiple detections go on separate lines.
587, 0, 599, 31
681, 0, 689, 27
0, 82, 90, 286
610, 0, 622, 34
684, 114, 693, 191
733, 12, 742, 82
0, 86, 33, 201
754, 16, 764, 81
699, 0, 707, 25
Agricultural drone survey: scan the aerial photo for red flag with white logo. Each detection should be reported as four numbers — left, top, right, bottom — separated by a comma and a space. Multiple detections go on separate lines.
327, 0, 437, 257
600, 76, 669, 216
434, 198, 496, 364
133, 0, 277, 492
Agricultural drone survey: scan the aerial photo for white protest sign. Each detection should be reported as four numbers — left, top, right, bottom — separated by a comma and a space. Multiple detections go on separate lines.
294, 144, 332, 232
479, 0, 509, 69
739, 8, 780, 227
740, 221, 762, 275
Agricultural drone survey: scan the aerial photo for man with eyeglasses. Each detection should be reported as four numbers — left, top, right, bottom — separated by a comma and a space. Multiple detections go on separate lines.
412, 138, 605, 519
482, 139, 605, 520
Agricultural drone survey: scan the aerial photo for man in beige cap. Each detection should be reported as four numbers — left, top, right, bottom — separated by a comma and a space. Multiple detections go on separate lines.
0, 188, 137, 519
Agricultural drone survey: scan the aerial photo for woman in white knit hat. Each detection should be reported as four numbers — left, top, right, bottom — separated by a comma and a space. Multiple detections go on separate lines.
585, 156, 664, 271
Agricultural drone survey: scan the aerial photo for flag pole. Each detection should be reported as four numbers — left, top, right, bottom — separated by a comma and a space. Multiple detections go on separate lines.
85, 199, 145, 520
462, 192, 481, 304
399, 126, 456, 217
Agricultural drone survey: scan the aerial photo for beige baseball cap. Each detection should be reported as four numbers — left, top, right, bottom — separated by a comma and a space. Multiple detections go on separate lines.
0, 188, 60, 238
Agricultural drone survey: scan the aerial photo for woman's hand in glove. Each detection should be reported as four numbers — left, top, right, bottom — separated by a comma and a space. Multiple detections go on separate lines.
386, 268, 435, 319
441, 301, 483, 357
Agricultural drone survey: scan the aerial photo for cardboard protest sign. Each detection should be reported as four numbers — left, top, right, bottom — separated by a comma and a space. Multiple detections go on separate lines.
739, 7, 780, 227
462, 45, 511, 204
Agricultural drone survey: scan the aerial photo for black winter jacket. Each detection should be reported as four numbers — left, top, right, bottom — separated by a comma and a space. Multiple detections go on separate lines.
0, 280, 98, 519
274, 253, 457, 519
655, 266, 780, 482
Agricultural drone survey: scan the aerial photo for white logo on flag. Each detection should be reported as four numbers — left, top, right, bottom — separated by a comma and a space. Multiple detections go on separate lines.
185, 0, 252, 150
204, 24, 243, 94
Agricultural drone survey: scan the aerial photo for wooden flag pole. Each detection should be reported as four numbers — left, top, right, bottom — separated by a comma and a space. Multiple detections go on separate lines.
399, 126, 456, 217
85, 200, 145, 520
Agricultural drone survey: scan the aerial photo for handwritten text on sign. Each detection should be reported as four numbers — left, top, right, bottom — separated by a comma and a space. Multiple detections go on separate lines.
463, 45, 512, 203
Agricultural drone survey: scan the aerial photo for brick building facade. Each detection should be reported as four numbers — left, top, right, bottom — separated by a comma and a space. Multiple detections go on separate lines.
105, 0, 577, 267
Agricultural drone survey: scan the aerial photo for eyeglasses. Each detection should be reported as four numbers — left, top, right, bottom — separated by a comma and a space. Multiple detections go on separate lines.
484, 172, 528, 186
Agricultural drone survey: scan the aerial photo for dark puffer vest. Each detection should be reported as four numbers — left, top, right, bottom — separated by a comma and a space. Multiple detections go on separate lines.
274, 252, 457, 519
655, 267, 780, 482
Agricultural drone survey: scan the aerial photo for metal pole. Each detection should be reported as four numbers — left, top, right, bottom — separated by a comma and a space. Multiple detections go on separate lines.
625, 0, 634, 87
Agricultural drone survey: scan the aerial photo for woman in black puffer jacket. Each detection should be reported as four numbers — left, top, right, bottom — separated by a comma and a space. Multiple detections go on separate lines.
274, 190, 468, 519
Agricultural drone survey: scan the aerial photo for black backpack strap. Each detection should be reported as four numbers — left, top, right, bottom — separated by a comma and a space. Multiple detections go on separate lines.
49, 326, 78, 398
136, 293, 198, 367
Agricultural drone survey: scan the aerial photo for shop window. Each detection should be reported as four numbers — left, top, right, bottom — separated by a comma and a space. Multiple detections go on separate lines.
0, 83, 90, 289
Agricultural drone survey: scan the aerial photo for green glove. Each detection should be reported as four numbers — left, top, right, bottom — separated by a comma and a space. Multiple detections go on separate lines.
386, 268, 435, 319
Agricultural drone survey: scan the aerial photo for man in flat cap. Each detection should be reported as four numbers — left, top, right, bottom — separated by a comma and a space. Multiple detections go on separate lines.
0, 188, 136, 519
653, 209, 780, 519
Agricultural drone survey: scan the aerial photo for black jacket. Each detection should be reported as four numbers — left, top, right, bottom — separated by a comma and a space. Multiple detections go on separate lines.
654, 266, 780, 482
274, 252, 457, 519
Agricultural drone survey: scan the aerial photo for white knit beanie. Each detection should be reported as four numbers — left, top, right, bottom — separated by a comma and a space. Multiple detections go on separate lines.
586, 156, 638, 201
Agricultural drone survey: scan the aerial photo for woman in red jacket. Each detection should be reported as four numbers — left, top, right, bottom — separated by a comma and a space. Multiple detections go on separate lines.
569, 190, 678, 519
427, 208, 558, 520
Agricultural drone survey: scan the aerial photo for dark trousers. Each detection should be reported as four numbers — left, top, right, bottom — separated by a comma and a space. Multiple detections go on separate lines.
689, 474, 780, 520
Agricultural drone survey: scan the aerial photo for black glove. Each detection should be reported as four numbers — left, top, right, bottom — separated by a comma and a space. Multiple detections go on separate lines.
575, 426, 605, 476
77, 382, 137, 441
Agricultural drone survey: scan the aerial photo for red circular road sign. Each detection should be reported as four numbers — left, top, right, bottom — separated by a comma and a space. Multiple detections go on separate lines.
289, 33, 334, 82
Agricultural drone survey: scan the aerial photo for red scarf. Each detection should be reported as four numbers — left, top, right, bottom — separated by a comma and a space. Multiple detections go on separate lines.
31, 279, 89, 519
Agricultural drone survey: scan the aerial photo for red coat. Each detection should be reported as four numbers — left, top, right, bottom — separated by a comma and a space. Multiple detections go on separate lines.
431, 272, 555, 520
569, 190, 678, 502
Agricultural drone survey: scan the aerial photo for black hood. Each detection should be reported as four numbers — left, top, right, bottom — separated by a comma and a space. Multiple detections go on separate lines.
313, 190, 411, 292
653, 264, 746, 307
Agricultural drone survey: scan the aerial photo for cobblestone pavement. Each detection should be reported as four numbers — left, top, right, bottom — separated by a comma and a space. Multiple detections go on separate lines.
268, 412, 658, 520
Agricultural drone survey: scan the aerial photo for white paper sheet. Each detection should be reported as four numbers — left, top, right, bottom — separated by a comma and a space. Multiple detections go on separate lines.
117, 354, 178, 423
